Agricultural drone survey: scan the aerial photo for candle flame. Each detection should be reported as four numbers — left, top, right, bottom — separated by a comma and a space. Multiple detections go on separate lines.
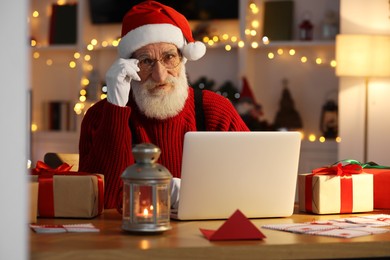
143, 208, 149, 216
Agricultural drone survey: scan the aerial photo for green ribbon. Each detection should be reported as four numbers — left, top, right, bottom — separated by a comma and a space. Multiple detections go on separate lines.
337, 159, 390, 169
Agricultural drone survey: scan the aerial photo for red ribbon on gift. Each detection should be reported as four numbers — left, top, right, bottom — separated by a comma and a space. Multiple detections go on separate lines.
33, 160, 73, 174
32, 161, 104, 217
305, 163, 363, 213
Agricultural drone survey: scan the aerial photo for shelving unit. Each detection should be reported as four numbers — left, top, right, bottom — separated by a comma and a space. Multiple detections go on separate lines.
29, 0, 340, 167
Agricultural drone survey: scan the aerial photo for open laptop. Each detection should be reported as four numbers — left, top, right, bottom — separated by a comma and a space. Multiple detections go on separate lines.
171, 131, 301, 220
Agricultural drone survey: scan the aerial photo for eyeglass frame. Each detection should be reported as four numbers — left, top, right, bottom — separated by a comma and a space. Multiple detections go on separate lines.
132, 49, 183, 73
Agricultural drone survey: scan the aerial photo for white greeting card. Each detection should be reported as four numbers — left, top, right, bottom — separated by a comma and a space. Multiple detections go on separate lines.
262, 214, 390, 238
30, 223, 100, 233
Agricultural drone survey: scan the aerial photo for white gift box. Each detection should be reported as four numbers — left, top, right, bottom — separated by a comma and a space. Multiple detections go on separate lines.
298, 173, 373, 214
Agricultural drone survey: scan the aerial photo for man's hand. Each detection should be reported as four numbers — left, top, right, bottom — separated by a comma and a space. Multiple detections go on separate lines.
106, 58, 141, 107
170, 177, 181, 209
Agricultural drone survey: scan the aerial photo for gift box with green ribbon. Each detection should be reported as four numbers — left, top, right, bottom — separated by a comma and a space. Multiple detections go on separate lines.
298, 161, 373, 214
349, 160, 390, 209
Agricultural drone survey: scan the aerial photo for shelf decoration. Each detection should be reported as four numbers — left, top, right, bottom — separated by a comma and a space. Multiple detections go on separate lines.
262, 0, 294, 41
320, 100, 338, 139
273, 78, 303, 131
322, 10, 339, 40
43, 101, 75, 131
49, 3, 78, 45
298, 12, 314, 41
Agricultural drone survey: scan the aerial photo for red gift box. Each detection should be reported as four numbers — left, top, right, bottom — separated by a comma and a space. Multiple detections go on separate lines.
31, 161, 104, 218
361, 168, 390, 209
330, 160, 390, 210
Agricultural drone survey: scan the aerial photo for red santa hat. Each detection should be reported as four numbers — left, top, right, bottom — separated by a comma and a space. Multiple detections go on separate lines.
118, 1, 206, 61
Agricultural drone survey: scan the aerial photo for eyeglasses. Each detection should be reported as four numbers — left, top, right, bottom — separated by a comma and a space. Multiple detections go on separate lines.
137, 52, 182, 73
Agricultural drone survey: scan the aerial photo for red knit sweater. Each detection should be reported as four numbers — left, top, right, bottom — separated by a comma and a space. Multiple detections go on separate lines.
79, 87, 249, 208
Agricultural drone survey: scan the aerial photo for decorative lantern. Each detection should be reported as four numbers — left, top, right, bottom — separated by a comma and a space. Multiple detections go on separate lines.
121, 143, 172, 233
299, 12, 313, 41
320, 100, 338, 138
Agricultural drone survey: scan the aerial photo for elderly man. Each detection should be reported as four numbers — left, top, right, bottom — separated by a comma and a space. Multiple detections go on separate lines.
79, 1, 249, 209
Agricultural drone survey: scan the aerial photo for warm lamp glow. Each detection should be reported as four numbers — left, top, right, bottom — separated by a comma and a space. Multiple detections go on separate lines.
336, 34, 390, 77
336, 34, 390, 162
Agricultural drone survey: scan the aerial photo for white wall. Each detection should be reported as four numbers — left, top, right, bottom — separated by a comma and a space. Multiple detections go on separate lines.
0, 0, 28, 259
338, 0, 390, 164
0, 0, 29, 260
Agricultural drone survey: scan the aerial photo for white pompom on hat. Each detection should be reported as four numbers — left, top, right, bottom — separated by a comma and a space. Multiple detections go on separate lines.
118, 1, 206, 61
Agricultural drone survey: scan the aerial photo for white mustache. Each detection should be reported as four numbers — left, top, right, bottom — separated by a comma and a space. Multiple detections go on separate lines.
142, 76, 176, 91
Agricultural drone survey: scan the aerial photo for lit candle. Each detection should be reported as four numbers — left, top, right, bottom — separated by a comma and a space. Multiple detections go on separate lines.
136, 207, 153, 219
142, 208, 150, 217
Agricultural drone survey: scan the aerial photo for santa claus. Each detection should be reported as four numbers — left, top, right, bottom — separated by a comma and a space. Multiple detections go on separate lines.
79, 1, 249, 209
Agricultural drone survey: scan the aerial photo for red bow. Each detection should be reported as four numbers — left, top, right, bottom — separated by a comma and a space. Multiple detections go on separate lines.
312, 163, 363, 176
32, 161, 73, 174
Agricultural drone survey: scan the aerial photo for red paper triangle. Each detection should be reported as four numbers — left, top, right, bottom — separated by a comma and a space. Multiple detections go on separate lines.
199, 209, 266, 241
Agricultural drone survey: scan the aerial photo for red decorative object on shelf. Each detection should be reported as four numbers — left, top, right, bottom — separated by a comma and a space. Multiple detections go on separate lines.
299, 13, 313, 41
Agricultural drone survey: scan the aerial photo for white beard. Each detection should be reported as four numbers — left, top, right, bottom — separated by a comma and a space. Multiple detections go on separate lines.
131, 65, 189, 120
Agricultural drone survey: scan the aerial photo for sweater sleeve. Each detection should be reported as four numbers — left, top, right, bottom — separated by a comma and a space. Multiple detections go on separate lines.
79, 99, 134, 209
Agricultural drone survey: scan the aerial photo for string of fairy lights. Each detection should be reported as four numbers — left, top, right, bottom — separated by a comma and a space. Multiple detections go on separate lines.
30, 0, 340, 142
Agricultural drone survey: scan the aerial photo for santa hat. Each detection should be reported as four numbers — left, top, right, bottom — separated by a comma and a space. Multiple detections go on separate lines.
118, 1, 206, 61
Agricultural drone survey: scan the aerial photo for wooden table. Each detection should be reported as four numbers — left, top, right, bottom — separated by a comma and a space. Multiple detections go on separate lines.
30, 208, 390, 260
